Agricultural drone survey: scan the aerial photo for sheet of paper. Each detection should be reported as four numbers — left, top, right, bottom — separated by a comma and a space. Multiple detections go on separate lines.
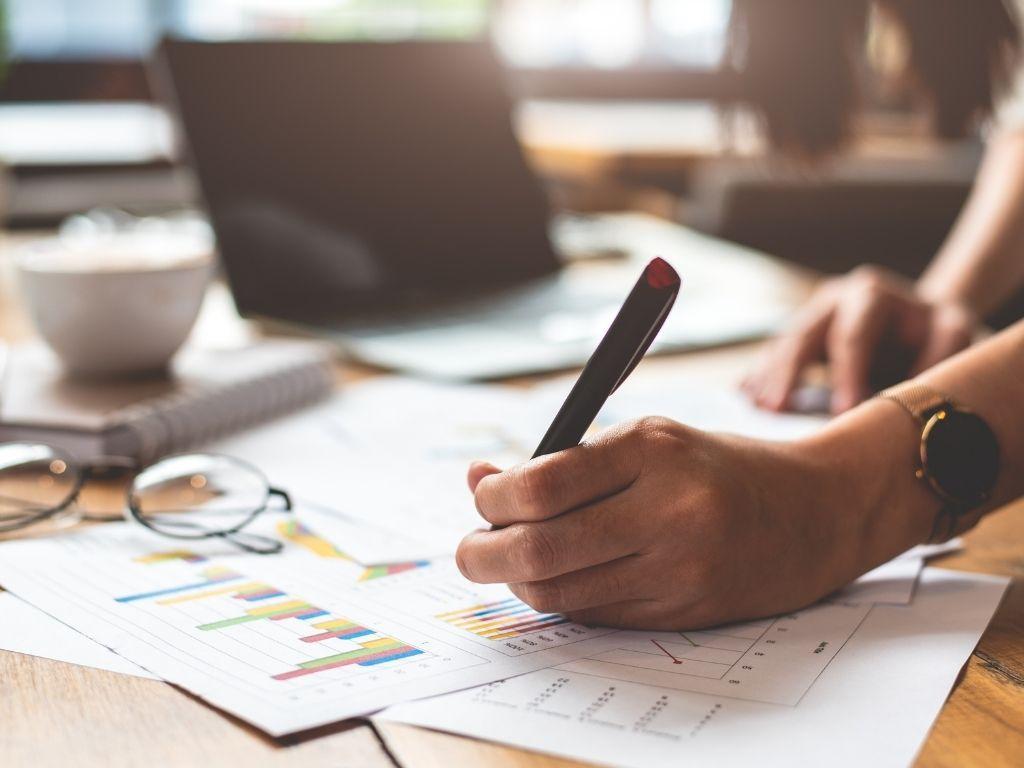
903, 539, 964, 560
381, 568, 1008, 768
0, 591, 157, 679
839, 556, 923, 605
212, 377, 830, 561
0, 519, 624, 736
579, 375, 829, 442
211, 379, 536, 560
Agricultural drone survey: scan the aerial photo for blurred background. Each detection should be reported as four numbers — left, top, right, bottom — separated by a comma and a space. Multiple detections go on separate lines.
0, 0, 993, 281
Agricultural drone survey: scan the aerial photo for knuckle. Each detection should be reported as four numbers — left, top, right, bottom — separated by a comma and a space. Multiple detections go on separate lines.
515, 581, 563, 614
850, 264, 885, 291
633, 415, 682, 443
513, 524, 559, 579
514, 462, 560, 519
829, 312, 866, 345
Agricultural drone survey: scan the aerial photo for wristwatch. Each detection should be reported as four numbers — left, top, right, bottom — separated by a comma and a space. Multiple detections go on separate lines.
878, 383, 1001, 543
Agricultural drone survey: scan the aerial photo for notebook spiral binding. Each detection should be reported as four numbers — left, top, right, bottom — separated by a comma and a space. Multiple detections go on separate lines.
114, 347, 335, 465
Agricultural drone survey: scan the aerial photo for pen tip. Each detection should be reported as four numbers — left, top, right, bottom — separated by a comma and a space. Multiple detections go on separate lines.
645, 258, 680, 290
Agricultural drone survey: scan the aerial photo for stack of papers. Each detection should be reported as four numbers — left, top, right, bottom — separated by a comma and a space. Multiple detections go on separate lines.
380, 568, 1006, 768
0, 376, 1006, 767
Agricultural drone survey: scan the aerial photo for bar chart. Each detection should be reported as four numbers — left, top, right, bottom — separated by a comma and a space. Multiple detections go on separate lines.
0, 525, 625, 735
115, 565, 242, 603
113, 560, 434, 683
437, 597, 572, 641
134, 550, 209, 565
348, 561, 617, 657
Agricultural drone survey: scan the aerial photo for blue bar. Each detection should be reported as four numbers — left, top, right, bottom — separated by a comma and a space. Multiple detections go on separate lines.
334, 628, 375, 640
242, 591, 286, 602
464, 599, 525, 620
357, 648, 424, 667
115, 575, 241, 603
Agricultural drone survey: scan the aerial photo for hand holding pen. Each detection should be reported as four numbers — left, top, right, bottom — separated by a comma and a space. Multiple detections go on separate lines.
455, 258, 929, 631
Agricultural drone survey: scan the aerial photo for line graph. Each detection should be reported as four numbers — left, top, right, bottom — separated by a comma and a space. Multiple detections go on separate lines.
560, 603, 872, 705
595, 619, 776, 680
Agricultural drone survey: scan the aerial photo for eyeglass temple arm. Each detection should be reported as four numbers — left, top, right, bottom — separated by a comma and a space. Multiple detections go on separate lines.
269, 487, 294, 511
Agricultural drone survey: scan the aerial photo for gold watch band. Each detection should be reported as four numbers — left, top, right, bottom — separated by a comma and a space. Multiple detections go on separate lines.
877, 382, 977, 543
877, 382, 951, 423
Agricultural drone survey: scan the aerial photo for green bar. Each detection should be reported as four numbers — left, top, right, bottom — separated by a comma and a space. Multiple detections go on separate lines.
199, 601, 315, 631
198, 614, 263, 631
298, 639, 404, 670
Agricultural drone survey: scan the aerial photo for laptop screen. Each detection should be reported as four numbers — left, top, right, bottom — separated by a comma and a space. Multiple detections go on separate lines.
156, 39, 561, 324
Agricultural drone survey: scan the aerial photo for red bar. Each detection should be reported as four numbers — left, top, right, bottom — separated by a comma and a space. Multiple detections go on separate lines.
272, 645, 417, 681
485, 617, 569, 637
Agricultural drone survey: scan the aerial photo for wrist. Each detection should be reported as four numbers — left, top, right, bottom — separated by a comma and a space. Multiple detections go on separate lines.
915, 281, 982, 324
792, 400, 937, 579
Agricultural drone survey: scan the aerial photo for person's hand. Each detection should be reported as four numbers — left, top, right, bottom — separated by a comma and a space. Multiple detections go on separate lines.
456, 416, 915, 630
743, 266, 977, 414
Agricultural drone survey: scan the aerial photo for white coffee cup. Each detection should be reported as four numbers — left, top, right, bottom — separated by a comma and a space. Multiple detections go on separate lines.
17, 235, 213, 378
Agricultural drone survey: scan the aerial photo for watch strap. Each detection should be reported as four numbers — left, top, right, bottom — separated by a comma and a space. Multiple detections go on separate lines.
878, 382, 972, 544
878, 382, 951, 423
931, 503, 975, 544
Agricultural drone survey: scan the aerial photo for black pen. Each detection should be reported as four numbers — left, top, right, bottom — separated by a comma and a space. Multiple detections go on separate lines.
533, 258, 681, 458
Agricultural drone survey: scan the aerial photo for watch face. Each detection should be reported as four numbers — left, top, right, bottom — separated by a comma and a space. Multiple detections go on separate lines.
921, 409, 1000, 505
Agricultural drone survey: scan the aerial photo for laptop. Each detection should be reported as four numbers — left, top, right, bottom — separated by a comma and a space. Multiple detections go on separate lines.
156, 39, 790, 380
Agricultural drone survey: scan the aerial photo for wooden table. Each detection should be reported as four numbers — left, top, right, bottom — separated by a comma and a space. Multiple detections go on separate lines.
1, 234, 1022, 768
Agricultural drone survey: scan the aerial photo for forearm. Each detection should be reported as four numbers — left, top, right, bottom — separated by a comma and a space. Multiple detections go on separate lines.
918, 130, 1024, 318
796, 321, 1024, 577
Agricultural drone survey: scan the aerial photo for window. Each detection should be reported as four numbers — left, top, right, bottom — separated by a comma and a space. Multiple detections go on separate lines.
6, 0, 732, 68
495, 0, 732, 69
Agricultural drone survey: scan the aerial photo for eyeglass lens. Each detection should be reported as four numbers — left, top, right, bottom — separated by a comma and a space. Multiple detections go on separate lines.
0, 444, 81, 532
129, 454, 272, 539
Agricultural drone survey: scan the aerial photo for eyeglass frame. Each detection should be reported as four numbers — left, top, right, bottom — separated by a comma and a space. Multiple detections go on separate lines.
0, 443, 293, 554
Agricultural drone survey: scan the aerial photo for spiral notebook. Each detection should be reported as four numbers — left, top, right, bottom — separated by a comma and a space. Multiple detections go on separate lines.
0, 340, 335, 464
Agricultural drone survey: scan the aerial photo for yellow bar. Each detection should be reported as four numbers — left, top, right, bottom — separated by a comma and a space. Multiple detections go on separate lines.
247, 599, 307, 617
158, 581, 263, 606
456, 613, 529, 632
311, 618, 358, 631
276, 521, 353, 561
487, 630, 520, 640
435, 603, 490, 620
135, 550, 197, 564
359, 637, 402, 650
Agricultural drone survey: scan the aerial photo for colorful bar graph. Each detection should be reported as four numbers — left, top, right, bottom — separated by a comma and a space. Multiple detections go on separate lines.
272, 637, 424, 681
436, 597, 570, 640
134, 550, 208, 565
115, 567, 242, 603
357, 561, 431, 581
233, 584, 286, 602
197, 599, 329, 631
277, 520, 430, 582
300, 617, 376, 643
112, 552, 429, 682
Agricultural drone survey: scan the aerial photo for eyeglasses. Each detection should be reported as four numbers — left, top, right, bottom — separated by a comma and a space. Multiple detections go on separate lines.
0, 443, 293, 554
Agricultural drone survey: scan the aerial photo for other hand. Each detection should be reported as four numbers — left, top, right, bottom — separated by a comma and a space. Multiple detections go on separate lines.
743, 265, 977, 414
